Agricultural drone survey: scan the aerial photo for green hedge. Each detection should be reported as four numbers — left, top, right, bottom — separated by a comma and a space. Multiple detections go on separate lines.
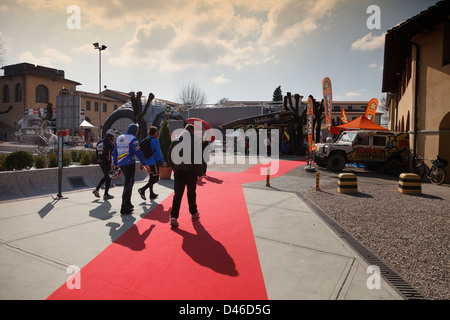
0, 150, 97, 171
0, 153, 7, 171
47, 151, 72, 168
34, 154, 47, 169
79, 151, 97, 165
3, 151, 34, 171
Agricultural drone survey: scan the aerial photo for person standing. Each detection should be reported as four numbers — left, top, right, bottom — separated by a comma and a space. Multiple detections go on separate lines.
201, 139, 212, 177
138, 126, 167, 201
113, 123, 150, 215
168, 124, 203, 227
93, 129, 115, 200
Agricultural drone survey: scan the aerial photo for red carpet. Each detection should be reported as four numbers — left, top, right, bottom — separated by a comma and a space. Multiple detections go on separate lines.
47, 160, 305, 300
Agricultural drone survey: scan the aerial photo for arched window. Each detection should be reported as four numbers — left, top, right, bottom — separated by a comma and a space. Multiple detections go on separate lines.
2, 85, 10, 103
36, 85, 49, 103
15, 84, 22, 102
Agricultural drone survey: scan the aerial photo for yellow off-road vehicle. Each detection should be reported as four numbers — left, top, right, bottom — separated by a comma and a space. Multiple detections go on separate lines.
314, 130, 409, 175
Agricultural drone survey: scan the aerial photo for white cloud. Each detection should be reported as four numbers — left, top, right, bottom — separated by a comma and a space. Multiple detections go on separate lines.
368, 63, 383, 71
13, 0, 341, 72
19, 52, 53, 67
345, 89, 366, 98
259, 0, 339, 47
19, 46, 73, 67
213, 74, 231, 84
106, 0, 342, 71
351, 32, 386, 51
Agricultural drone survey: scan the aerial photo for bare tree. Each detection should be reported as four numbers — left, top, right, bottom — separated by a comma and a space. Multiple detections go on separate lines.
177, 82, 207, 108
215, 97, 229, 107
379, 94, 389, 127
0, 37, 6, 66
0, 38, 11, 114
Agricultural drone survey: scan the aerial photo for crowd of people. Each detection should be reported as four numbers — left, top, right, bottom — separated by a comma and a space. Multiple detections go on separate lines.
93, 123, 205, 227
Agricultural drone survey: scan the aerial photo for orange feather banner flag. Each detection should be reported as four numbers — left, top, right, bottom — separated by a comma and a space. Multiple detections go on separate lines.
365, 98, 378, 122
307, 96, 316, 153
340, 107, 348, 125
322, 77, 333, 131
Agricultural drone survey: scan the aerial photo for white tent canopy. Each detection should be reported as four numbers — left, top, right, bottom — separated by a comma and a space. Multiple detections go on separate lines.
80, 120, 95, 128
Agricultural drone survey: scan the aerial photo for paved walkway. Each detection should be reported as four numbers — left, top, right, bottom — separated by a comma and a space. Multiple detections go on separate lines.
0, 158, 403, 300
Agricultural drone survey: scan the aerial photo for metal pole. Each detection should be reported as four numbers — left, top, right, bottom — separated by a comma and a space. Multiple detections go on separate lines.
57, 134, 64, 199
98, 48, 102, 141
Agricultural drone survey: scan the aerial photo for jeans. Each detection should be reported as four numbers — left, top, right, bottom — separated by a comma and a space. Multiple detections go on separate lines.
171, 169, 198, 219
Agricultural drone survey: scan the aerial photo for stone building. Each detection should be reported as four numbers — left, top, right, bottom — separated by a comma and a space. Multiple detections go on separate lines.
382, 0, 450, 182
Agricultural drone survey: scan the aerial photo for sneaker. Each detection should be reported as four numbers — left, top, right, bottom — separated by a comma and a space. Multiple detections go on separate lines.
120, 208, 134, 214
92, 189, 100, 198
138, 188, 146, 200
170, 218, 179, 227
150, 193, 158, 200
120, 206, 134, 215
191, 211, 200, 220
103, 194, 114, 200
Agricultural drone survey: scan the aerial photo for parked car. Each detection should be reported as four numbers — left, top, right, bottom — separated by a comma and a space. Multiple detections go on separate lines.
313, 130, 409, 175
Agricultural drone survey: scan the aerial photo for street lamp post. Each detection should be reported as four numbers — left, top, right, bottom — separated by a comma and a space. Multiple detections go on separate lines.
93, 42, 107, 140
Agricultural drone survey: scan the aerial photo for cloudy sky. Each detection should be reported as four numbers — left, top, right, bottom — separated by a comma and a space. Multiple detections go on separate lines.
0, 0, 439, 105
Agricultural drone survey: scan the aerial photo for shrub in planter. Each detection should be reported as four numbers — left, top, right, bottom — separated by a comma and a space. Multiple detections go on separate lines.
46, 151, 73, 168
4, 151, 34, 171
88, 151, 97, 164
71, 150, 82, 162
78, 151, 96, 165
158, 118, 173, 179
47, 152, 58, 168
0, 153, 7, 171
34, 154, 47, 169
80, 152, 97, 166
63, 152, 72, 167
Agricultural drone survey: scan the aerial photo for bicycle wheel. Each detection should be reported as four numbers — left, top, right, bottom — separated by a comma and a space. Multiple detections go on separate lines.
429, 167, 445, 185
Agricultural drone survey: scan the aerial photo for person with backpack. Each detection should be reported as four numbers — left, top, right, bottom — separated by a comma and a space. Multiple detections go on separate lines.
137, 126, 167, 201
113, 123, 150, 215
167, 124, 203, 227
93, 129, 115, 200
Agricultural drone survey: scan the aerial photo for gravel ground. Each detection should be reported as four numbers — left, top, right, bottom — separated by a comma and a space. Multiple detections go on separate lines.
303, 177, 450, 300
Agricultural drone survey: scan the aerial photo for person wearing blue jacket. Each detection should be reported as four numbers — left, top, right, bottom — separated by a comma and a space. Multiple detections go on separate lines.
138, 126, 167, 201
113, 123, 150, 215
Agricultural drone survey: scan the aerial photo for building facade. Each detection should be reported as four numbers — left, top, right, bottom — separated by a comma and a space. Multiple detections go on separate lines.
0, 63, 136, 142
79, 89, 131, 139
0, 63, 80, 139
382, 0, 450, 182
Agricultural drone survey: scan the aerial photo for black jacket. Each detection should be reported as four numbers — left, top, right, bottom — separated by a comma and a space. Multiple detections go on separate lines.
168, 130, 202, 176
99, 136, 114, 164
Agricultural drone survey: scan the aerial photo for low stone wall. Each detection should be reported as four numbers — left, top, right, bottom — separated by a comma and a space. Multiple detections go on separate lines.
0, 164, 148, 202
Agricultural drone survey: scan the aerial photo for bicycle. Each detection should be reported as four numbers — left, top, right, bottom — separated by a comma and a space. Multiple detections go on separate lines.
428, 155, 447, 185
412, 155, 447, 185
411, 156, 428, 180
